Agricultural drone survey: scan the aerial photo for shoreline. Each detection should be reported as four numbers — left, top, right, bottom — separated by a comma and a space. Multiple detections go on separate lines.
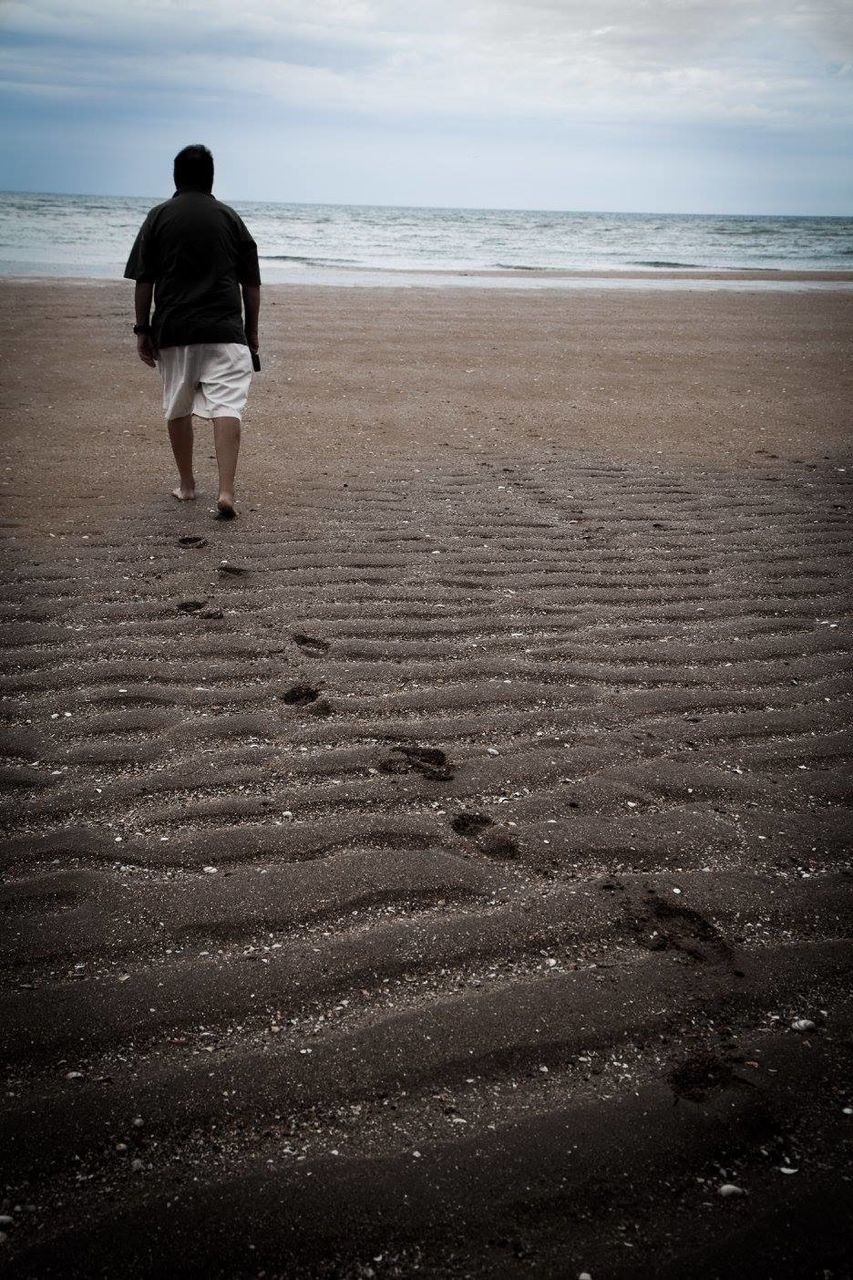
3, 266, 853, 292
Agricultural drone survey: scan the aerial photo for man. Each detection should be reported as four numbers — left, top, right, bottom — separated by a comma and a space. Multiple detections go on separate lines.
125, 144, 261, 520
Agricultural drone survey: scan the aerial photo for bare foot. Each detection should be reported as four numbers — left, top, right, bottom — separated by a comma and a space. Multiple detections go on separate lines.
172, 484, 197, 501
215, 494, 237, 520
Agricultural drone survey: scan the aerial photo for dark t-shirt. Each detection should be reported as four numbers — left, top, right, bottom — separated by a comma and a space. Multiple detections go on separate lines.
124, 191, 261, 349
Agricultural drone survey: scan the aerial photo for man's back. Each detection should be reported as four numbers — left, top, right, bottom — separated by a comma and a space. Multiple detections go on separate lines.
125, 191, 260, 349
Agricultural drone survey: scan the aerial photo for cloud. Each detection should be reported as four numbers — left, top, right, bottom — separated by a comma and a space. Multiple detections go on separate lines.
1, 0, 852, 129
1, 1, 851, 210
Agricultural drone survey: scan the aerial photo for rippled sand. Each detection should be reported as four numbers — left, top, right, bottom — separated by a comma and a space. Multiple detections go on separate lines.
1, 280, 851, 1278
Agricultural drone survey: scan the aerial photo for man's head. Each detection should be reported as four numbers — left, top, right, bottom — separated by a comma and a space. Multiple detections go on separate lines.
173, 145, 214, 194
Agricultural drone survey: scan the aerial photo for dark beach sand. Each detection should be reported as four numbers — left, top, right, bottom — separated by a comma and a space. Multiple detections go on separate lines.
0, 280, 852, 1278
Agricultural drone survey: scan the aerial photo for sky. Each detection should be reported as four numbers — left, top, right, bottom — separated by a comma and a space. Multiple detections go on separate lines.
0, 0, 851, 213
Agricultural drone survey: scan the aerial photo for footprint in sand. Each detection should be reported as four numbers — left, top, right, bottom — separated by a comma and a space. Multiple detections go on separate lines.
476, 829, 519, 860
308, 698, 334, 718
217, 563, 248, 577
630, 892, 732, 964
281, 683, 320, 706
177, 600, 223, 619
451, 811, 493, 837
450, 811, 518, 859
669, 1052, 741, 1102
378, 745, 454, 782
293, 633, 331, 656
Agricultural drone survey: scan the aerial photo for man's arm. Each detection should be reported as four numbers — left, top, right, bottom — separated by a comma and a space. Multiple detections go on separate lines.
134, 281, 158, 368
242, 284, 260, 352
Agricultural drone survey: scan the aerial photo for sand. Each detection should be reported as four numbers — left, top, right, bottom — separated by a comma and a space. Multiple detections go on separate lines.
0, 279, 851, 1277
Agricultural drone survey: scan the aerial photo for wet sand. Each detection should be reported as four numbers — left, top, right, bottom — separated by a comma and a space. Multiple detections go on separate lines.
1, 280, 852, 1278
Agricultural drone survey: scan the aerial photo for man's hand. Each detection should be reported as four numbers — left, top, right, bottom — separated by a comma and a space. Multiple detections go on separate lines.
136, 333, 158, 368
242, 284, 260, 354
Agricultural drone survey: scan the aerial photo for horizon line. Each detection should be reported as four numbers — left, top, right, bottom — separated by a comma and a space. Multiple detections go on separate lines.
1, 188, 850, 220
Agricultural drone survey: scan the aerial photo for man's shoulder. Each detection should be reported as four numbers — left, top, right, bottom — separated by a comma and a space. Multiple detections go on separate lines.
211, 197, 247, 226
149, 197, 174, 216
140, 198, 173, 227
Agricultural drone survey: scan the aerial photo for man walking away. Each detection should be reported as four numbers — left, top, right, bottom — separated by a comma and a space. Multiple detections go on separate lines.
125, 145, 261, 520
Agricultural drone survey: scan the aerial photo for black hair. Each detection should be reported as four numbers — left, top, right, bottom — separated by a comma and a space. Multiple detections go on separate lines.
173, 144, 214, 193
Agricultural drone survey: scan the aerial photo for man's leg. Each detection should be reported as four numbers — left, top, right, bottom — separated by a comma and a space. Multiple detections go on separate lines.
167, 415, 196, 500
213, 416, 240, 518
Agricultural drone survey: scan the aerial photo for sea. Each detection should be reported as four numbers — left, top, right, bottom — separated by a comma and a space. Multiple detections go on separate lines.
1, 191, 851, 289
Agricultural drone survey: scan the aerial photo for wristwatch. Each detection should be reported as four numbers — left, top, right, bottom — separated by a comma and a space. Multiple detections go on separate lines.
133, 322, 152, 335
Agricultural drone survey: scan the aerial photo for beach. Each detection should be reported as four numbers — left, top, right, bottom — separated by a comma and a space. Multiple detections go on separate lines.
1, 278, 852, 1277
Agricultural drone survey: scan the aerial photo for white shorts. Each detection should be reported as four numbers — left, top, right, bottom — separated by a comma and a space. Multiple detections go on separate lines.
158, 343, 253, 422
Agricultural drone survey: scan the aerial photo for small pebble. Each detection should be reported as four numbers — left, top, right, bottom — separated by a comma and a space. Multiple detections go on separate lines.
132, 1116, 144, 1128
718, 1183, 746, 1197
66, 1070, 84, 1079
579, 1273, 592, 1280
791, 1019, 816, 1033
131, 1158, 144, 1172
0, 1216, 13, 1227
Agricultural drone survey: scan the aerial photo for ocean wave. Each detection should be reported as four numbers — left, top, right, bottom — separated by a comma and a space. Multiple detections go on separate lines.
493, 262, 551, 271
709, 227, 781, 237
630, 260, 704, 269
260, 253, 353, 266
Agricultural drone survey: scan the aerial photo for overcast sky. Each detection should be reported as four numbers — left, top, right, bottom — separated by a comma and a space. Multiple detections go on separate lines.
1, 0, 851, 212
